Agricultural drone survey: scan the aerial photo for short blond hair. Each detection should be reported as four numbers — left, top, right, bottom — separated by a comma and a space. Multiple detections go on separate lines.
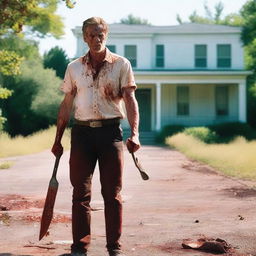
82, 17, 109, 35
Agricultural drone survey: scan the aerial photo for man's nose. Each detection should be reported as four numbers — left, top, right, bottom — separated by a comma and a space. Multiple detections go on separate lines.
95, 36, 101, 42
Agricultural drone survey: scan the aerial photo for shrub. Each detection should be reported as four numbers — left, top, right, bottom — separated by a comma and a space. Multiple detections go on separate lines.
156, 125, 185, 143
3, 60, 62, 136
183, 127, 219, 143
209, 122, 256, 142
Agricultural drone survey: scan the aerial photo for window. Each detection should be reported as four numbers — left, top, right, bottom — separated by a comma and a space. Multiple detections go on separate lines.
156, 45, 164, 67
177, 86, 189, 116
107, 45, 116, 53
195, 45, 207, 68
215, 86, 229, 116
124, 45, 137, 67
217, 44, 231, 68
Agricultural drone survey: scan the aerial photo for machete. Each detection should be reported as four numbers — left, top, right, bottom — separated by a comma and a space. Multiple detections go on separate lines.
39, 155, 61, 240
131, 152, 149, 180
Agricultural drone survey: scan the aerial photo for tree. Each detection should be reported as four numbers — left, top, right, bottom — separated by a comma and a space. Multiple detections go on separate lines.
0, 50, 22, 130
0, 0, 75, 37
0, 0, 75, 132
43, 46, 69, 79
240, 0, 256, 46
2, 59, 62, 136
120, 14, 151, 25
239, 0, 256, 127
176, 1, 243, 26
0, 36, 64, 135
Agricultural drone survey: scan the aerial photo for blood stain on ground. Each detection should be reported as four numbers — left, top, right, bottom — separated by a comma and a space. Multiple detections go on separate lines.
22, 214, 71, 223
0, 194, 71, 224
0, 194, 44, 211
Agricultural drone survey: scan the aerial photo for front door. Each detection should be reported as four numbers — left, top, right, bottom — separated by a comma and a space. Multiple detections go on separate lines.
135, 89, 151, 131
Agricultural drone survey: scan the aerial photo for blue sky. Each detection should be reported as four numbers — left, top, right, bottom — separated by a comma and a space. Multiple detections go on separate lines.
39, 0, 248, 58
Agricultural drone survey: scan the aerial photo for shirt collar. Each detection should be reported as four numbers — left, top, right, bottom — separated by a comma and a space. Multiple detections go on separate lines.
82, 48, 114, 65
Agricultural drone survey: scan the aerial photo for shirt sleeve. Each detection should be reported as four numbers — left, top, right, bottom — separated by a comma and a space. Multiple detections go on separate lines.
120, 59, 137, 90
60, 65, 73, 94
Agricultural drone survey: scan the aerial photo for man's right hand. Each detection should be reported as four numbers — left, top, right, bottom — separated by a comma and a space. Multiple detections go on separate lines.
51, 141, 63, 157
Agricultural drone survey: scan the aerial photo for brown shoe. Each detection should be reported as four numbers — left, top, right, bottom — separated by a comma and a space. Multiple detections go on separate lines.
71, 252, 87, 256
108, 249, 125, 256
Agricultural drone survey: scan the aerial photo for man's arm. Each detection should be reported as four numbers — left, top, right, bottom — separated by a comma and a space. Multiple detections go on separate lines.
122, 87, 140, 153
51, 90, 76, 157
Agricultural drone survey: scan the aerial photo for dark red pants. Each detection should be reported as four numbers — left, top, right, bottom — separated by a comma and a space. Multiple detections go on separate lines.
69, 124, 124, 253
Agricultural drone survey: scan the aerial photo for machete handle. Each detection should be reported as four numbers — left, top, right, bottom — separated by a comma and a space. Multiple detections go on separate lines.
51, 155, 61, 179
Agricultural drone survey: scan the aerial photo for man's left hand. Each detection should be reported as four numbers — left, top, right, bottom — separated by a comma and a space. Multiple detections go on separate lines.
126, 135, 140, 153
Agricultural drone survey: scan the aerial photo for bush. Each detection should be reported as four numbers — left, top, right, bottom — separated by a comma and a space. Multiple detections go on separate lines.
157, 122, 256, 145
156, 125, 185, 143
2, 60, 62, 136
183, 127, 218, 143
209, 122, 256, 142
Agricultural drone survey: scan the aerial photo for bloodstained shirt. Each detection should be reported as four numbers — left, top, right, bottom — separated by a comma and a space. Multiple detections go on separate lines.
60, 48, 136, 121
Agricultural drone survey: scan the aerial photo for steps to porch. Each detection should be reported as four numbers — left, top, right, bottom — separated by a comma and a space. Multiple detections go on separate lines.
123, 129, 157, 145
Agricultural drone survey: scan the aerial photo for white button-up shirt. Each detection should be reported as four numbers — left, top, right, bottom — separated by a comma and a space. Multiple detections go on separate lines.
60, 49, 136, 121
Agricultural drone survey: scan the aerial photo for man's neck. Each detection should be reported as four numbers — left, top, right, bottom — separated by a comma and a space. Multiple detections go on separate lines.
89, 48, 106, 65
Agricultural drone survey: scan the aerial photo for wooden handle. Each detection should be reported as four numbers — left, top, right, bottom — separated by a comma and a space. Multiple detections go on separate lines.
51, 155, 61, 179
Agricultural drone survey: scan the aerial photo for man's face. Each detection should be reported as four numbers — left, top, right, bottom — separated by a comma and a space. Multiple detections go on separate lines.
84, 24, 107, 54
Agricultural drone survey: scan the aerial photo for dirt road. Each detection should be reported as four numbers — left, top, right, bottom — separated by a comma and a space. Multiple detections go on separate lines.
0, 146, 256, 256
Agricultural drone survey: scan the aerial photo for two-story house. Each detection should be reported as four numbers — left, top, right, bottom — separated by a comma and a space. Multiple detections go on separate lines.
72, 23, 251, 137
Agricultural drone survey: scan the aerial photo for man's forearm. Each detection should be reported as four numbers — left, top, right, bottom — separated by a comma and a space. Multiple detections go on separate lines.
123, 88, 139, 137
54, 95, 74, 143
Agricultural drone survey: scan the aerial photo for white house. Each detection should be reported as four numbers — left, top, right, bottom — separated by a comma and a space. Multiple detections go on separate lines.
72, 23, 251, 135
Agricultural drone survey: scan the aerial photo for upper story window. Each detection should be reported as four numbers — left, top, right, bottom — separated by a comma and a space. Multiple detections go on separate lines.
156, 45, 164, 68
215, 86, 229, 116
107, 45, 116, 53
217, 44, 231, 68
124, 45, 137, 67
177, 86, 189, 116
195, 44, 207, 68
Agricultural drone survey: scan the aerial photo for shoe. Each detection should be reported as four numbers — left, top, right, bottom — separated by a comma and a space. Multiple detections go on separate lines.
71, 252, 87, 256
59, 253, 87, 256
108, 249, 125, 256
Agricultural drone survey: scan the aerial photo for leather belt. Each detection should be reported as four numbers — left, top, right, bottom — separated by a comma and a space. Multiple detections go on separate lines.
74, 118, 120, 128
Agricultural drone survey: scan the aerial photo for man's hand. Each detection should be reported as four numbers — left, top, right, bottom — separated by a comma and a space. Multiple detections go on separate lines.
51, 141, 63, 157
126, 135, 140, 153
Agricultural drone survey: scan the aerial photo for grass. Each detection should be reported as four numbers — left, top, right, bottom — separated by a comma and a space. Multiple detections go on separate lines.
0, 162, 13, 169
0, 126, 70, 158
166, 133, 256, 180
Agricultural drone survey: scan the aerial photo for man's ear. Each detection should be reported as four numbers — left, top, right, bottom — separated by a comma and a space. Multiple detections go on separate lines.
83, 34, 87, 43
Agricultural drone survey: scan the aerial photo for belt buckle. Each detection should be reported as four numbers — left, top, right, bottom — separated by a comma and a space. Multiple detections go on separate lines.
89, 120, 102, 128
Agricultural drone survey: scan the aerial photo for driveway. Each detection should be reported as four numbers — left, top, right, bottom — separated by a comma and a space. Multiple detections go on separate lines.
0, 146, 256, 256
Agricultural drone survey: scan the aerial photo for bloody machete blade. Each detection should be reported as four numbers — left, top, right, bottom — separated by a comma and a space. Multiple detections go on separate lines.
39, 156, 60, 240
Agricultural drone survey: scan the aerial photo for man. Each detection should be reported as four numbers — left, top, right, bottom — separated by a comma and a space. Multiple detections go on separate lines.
51, 17, 140, 256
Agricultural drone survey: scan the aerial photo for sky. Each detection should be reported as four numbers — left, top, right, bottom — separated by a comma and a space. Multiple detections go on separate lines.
39, 0, 248, 58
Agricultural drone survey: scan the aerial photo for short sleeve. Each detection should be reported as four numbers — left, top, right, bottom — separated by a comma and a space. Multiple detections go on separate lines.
120, 60, 137, 90
60, 65, 73, 94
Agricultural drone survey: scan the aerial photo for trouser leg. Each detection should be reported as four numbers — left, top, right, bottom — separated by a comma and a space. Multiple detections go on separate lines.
70, 126, 97, 253
98, 138, 124, 251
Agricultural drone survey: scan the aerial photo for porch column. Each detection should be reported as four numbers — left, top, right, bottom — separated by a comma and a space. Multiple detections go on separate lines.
238, 82, 246, 122
156, 82, 161, 131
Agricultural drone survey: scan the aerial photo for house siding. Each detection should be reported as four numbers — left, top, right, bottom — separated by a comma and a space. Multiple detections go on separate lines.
160, 83, 239, 126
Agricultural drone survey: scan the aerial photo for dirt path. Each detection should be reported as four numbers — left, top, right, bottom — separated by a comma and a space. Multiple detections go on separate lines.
0, 146, 256, 256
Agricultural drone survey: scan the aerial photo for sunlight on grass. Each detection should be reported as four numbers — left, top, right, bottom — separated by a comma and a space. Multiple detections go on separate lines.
166, 133, 256, 180
0, 162, 13, 169
0, 126, 70, 158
